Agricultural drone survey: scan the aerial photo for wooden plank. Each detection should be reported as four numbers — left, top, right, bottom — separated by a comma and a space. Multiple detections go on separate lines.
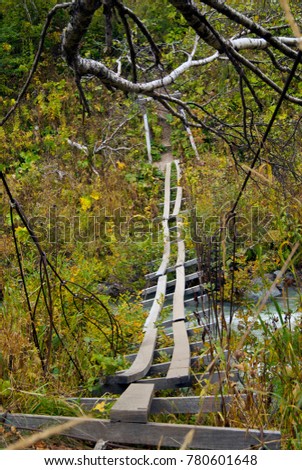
140, 370, 240, 390
158, 199, 183, 207
173, 265, 185, 321
142, 285, 206, 305
176, 238, 185, 266
142, 271, 202, 296
167, 320, 190, 382
139, 376, 191, 390
172, 187, 183, 217
161, 309, 210, 328
147, 351, 226, 376
150, 395, 241, 415
163, 162, 171, 220
2, 413, 281, 449
75, 394, 249, 415
145, 258, 198, 280
110, 384, 154, 423
165, 322, 216, 339
126, 341, 204, 363
171, 160, 182, 217
110, 328, 158, 384
143, 275, 166, 330
155, 220, 170, 276
184, 292, 208, 305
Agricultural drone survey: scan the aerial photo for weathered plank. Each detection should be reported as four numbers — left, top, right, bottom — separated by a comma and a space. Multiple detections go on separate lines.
173, 265, 185, 321
158, 199, 176, 207
2, 413, 281, 449
142, 285, 206, 305
165, 322, 216, 339
111, 328, 157, 384
172, 187, 183, 217
171, 160, 182, 217
125, 341, 204, 363
145, 258, 198, 280
139, 370, 240, 391
143, 274, 167, 330
167, 321, 190, 382
161, 309, 210, 328
155, 220, 170, 276
75, 394, 249, 415
142, 271, 202, 296
110, 384, 154, 423
149, 394, 244, 415
176, 238, 185, 266
184, 292, 208, 305
147, 351, 227, 376
163, 162, 171, 220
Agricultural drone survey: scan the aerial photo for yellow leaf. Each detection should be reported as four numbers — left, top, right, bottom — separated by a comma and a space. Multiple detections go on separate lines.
90, 190, 100, 201
80, 196, 92, 211
93, 402, 106, 413
117, 161, 126, 170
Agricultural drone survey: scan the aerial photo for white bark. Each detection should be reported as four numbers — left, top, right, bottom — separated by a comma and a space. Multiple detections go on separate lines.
143, 113, 152, 164
179, 109, 200, 161
68, 36, 301, 97
67, 139, 89, 155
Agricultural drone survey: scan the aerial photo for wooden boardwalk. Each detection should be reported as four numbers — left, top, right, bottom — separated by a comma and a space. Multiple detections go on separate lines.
100, 161, 281, 449
1, 161, 281, 450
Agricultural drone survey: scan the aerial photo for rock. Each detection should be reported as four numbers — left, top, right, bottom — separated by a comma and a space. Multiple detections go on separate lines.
245, 276, 281, 301
273, 270, 296, 289
98, 282, 125, 298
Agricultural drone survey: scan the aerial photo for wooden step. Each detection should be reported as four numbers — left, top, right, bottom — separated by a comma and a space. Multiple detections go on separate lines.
125, 341, 204, 363
111, 328, 157, 384
76, 394, 248, 415
139, 369, 240, 390
145, 258, 198, 280
166, 321, 190, 384
155, 220, 170, 276
142, 285, 206, 305
3, 412, 281, 449
142, 271, 202, 296
110, 383, 154, 423
161, 309, 210, 328
165, 322, 216, 339
143, 275, 167, 330
162, 162, 171, 220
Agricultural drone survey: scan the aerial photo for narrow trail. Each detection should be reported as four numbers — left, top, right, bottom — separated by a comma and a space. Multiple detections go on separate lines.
153, 105, 174, 172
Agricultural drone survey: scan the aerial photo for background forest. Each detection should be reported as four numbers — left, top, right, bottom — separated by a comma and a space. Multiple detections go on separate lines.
0, 0, 302, 449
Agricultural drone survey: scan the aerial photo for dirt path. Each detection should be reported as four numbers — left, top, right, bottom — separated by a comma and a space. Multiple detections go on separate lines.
152, 106, 174, 171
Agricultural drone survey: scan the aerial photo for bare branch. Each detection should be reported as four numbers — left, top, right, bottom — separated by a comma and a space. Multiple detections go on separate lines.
201, 0, 301, 60
116, 4, 137, 82
67, 139, 89, 154
114, 1, 161, 65
167, 0, 223, 50
94, 113, 138, 154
